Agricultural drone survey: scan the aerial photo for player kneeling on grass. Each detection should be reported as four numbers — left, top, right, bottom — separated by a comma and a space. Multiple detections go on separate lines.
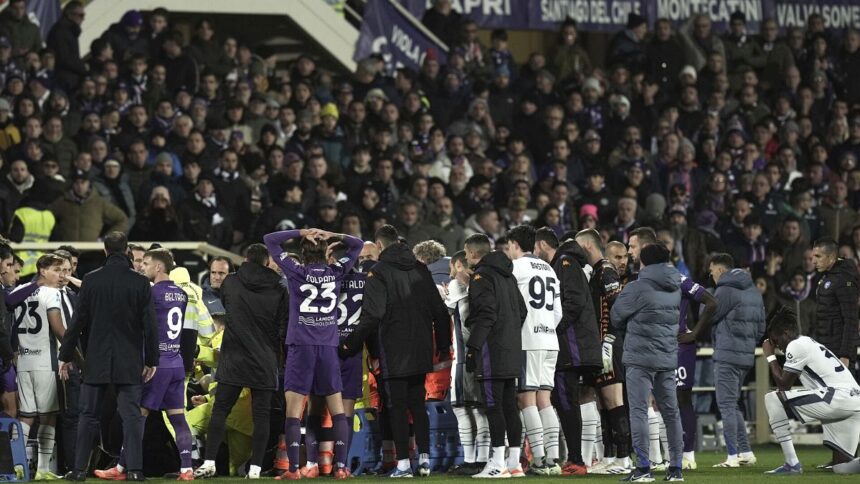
762, 306, 860, 475
95, 249, 197, 481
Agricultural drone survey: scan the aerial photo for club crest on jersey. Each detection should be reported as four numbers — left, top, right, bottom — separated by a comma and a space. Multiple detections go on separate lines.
824, 281, 831, 289
562, 260, 571, 266
473, 274, 482, 281
367, 272, 374, 278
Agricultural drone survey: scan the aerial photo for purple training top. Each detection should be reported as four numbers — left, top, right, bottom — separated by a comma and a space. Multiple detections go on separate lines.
679, 276, 707, 334
151, 280, 189, 369
264, 230, 362, 347
337, 271, 366, 341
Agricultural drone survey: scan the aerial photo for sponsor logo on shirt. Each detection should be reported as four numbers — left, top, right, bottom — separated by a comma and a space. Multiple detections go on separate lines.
19, 347, 42, 356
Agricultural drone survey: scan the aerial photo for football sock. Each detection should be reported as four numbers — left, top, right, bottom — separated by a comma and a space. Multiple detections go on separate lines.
332, 413, 349, 468
601, 408, 615, 458
609, 406, 630, 459
581, 402, 599, 465
540, 407, 560, 463
168, 413, 193, 471
521, 406, 545, 461
304, 415, 321, 465
37, 425, 55, 473
396, 458, 410, 471
453, 406, 476, 463
491, 446, 506, 469
506, 446, 521, 470
648, 407, 663, 465
680, 403, 697, 453
595, 411, 604, 461
285, 417, 301, 472
473, 409, 490, 463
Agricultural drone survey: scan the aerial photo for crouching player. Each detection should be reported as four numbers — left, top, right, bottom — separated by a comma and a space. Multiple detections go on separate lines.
762, 307, 860, 475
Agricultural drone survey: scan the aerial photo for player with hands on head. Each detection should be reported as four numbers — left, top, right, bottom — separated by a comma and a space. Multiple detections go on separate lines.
263, 227, 362, 481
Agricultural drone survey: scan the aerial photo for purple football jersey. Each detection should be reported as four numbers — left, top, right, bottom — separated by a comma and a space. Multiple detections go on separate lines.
678, 276, 707, 334
264, 230, 363, 347
151, 280, 189, 368
337, 271, 366, 341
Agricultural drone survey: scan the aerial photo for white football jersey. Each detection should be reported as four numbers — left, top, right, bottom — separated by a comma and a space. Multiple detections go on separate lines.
11, 285, 62, 372
513, 255, 561, 351
784, 336, 860, 391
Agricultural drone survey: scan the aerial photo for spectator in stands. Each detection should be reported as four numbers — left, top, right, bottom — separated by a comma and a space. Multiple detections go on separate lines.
0, 0, 41, 59
421, 0, 463, 49
47, 1, 87, 92
50, 171, 128, 241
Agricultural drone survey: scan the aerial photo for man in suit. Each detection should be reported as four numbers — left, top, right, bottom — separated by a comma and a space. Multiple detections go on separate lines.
58, 232, 158, 481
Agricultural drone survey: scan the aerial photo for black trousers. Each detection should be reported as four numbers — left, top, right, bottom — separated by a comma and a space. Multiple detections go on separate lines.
382, 374, 429, 460
59, 368, 83, 472
75, 383, 143, 472
204, 383, 273, 467
479, 378, 520, 448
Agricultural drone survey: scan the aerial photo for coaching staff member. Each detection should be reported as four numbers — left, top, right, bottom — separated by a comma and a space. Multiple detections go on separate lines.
58, 232, 158, 481
194, 244, 289, 479
812, 237, 859, 373
464, 233, 527, 477
341, 225, 451, 477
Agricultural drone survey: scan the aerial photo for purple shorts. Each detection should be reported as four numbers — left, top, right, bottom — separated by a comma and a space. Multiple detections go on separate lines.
284, 345, 342, 396
676, 344, 696, 390
340, 354, 363, 400
0, 364, 17, 393
141, 367, 185, 410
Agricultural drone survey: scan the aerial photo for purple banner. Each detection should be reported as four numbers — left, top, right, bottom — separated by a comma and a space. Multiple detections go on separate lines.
399, 0, 860, 33
354, 0, 448, 73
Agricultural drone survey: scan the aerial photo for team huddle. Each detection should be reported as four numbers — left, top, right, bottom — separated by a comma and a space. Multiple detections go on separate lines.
0, 224, 858, 481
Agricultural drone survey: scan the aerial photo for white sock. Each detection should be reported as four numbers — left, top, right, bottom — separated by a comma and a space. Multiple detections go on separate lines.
453, 407, 476, 463
181, 467, 192, 473
20, 422, 30, 441
539, 407, 560, 463
727, 454, 738, 462
203, 459, 216, 468
305, 461, 316, 467
521, 406, 545, 461
648, 407, 663, 465
619, 456, 631, 469
419, 453, 429, 466
396, 458, 410, 471
37, 425, 55, 473
580, 402, 599, 466
491, 446, 506, 468
116, 464, 125, 473
740, 451, 754, 459
683, 451, 695, 462
506, 447, 521, 470
248, 465, 261, 478
473, 409, 490, 463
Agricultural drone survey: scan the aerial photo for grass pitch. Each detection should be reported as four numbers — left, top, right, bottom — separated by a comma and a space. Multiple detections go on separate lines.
140, 445, 854, 482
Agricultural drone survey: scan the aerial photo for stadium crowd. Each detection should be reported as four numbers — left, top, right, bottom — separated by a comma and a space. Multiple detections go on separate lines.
0, 0, 859, 481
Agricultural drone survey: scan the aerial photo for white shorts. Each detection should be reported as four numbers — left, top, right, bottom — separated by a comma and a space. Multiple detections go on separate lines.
17, 370, 59, 416
518, 350, 558, 392
782, 388, 860, 457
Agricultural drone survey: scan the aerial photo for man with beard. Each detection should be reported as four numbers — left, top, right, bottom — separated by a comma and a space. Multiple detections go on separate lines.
573, 228, 629, 474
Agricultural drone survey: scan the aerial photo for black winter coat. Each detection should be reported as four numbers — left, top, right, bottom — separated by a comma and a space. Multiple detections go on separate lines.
60, 254, 158, 385
814, 259, 859, 360
47, 17, 87, 92
466, 251, 527, 379
344, 243, 450, 379
551, 240, 602, 371
217, 263, 288, 391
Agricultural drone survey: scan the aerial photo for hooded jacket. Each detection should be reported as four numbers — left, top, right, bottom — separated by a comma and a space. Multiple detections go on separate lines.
551, 240, 601, 371
611, 263, 681, 371
344, 243, 450, 379
815, 259, 860, 360
466, 251, 527, 379
711, 269, 766, 368
427, 257, 451, 286
216, 262, 288, 391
